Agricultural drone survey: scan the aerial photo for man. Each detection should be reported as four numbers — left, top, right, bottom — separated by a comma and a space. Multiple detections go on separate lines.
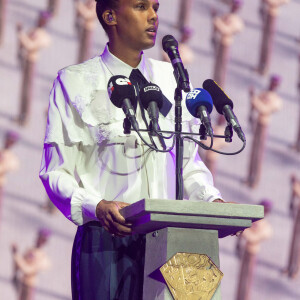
39, 1, 224, 299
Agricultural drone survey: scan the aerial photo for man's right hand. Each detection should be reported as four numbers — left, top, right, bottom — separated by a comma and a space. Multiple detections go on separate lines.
96, 200, 132, 237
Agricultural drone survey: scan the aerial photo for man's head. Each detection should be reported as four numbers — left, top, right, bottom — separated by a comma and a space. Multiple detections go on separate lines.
96, 0, 159, 53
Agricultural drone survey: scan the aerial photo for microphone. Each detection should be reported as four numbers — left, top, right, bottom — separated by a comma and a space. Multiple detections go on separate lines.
162, 35, 190, 92
186, 88, 214, 136
202, 79, 246, 142
107, 75, 139, 131
139, 83, 163, 132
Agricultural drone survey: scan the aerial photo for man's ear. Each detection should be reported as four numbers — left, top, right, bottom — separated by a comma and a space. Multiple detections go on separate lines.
102, 9, 117, 26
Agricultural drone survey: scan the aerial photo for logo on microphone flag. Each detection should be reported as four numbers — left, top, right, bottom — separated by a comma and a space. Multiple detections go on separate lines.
186, 89, 201, 100
144, 85, 160, 93
116, 78, 132, 86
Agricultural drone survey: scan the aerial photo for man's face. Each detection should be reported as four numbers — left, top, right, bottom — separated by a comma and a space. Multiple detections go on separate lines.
114, 0, 160, 52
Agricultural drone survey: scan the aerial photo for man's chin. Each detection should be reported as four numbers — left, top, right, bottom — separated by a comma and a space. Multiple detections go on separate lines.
143, 40, 156, 50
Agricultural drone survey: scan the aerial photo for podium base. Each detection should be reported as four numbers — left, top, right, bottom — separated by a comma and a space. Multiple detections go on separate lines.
143, 227, 221, 300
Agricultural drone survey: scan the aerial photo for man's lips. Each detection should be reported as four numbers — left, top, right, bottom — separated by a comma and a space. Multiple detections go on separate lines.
146, 27, 157, 39
146, 26, 157, 34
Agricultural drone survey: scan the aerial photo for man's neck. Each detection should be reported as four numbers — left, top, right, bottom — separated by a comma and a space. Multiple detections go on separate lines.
108, 42, 143, 68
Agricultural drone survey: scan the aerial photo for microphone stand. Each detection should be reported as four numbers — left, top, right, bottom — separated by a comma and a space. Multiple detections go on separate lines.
174, 86, 184, 200
173, 66, 190, 200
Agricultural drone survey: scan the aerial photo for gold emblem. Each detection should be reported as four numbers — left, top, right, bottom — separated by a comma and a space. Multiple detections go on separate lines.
160, 253, 223, 300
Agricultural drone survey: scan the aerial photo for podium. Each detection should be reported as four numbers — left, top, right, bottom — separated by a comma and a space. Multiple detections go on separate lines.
120, 199, 264, 300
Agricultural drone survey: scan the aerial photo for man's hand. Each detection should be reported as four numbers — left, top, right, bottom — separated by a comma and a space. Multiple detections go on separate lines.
213, 199, 237, 204
212, 199, 225, 203
96, 200, 132, 237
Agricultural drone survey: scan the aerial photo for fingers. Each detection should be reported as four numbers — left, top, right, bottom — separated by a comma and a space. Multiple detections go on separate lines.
212, 199, 225, 203
110, 206, 127, 225
113, 202, 132, 223
100, 209, 132, 237
102, 221, 132, 237
96, 200, 133, 237
115, 201, 130, 209
111, 209, 132, 226
107, 214, 132, 236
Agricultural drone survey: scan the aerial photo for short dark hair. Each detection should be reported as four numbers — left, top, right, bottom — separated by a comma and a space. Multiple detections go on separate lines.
96, 0, 119, 33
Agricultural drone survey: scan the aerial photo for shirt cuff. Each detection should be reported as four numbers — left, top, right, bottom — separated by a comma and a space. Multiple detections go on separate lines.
71, 188, 101, 225
204, 187, 223, 203
189, 184, 223, 203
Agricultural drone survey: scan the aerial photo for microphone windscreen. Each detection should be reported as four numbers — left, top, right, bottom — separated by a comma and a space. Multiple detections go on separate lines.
107, 75, 136, 108
162, 35, 178, 52
202, 79, 233, 114
186, 88, 213, 118
139, 83, 163, 110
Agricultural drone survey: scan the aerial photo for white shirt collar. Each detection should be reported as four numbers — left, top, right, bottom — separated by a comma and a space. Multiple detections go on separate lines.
101, 43, 150, 80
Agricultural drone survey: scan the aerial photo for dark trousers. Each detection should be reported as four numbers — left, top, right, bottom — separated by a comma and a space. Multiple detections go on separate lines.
71, 221, 146, 300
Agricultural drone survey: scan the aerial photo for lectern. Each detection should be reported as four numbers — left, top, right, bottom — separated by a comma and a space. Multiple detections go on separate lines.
120, 199, 264, 300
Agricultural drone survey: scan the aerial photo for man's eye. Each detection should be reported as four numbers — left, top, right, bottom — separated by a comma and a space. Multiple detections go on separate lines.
137, 4, 146, 9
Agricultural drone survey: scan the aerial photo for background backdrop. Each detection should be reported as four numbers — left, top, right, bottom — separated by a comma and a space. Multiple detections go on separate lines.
0, 0, 299, 299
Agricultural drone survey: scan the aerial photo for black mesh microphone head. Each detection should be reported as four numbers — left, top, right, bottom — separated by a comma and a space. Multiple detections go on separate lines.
107, 75, 136, 108
139, 83, 163, 110
162, 35, 178, 52
202, 79, 234, 114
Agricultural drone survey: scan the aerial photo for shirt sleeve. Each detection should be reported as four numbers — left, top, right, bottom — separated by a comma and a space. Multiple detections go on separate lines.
39, 74, 101, 226
39, 143, 100, 225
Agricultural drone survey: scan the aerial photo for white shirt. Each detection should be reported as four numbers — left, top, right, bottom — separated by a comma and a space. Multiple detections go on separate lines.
39, 44, 222, 226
